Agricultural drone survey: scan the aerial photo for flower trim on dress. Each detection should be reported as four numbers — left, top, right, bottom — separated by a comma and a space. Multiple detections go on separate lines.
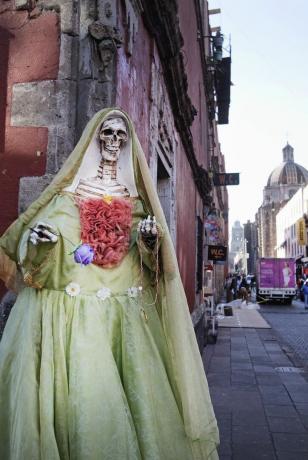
127, 286, 143, 298
96, 286, 112, 300
78, 197, 133, 268
65, 282, 81, 297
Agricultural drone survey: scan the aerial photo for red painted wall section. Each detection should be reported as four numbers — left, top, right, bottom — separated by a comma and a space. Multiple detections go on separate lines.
116, 6, 200, 309
177, 0, 209, 169
115, 8, 151, 160
176, 148, 197, 310
0, 10, 60, 235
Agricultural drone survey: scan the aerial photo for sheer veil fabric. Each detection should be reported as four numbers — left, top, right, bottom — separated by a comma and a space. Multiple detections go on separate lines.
0, 108, 219, 459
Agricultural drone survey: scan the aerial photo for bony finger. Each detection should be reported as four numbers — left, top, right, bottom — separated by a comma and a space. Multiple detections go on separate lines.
37, 221, 54, 231
39, 237, 52, 243
42, 229, 58, 242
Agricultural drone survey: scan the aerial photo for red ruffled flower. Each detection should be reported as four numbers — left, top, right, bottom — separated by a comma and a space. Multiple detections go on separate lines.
78, 198, 133, 267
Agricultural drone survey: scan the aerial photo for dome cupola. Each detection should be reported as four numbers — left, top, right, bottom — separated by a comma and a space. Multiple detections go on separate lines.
266, 144, 308, 187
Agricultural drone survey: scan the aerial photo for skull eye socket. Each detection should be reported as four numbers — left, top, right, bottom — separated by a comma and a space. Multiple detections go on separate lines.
101, 129, 113, 137
117, 130, 128, 140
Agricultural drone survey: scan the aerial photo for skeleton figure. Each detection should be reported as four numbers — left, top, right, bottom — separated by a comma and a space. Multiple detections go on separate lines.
30, 117, 157, 245
75, 117, 130, 199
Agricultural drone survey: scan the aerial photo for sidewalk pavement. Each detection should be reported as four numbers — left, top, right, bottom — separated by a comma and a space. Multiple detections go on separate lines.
203, 324, 308, 460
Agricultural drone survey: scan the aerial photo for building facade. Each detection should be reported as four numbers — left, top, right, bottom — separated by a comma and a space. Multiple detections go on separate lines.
256, 144, 308, 258
0, 1, 230, 331
276, 184, 308, 260
229, 220, 244, 272
243, 220, 258, 275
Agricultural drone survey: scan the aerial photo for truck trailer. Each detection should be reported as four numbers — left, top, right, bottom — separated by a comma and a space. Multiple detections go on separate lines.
257, 258, 296, 304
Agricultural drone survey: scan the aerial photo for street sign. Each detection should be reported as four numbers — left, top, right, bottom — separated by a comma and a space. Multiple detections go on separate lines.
208, 245, 228, 261
213, 173, 240, 186
296, 217, 307, 246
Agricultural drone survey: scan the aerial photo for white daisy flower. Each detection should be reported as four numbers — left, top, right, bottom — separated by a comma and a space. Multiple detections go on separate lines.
96, 287, 111, 300
65, 282, 81, 297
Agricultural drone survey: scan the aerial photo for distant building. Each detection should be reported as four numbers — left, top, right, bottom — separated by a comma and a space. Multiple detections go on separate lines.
243, 220, 258, 274
256, 144, 308, 257
229, 221, 244, 271
276, 184, 308, 260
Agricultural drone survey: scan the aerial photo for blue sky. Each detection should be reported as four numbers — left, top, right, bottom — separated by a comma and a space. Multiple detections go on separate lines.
208, 0, 308, 232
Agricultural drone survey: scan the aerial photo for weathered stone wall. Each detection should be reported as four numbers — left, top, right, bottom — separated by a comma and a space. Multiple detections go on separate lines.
0, 0, 228, 318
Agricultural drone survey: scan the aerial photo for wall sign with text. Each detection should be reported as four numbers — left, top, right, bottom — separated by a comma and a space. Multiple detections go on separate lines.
208, 245, 228, 261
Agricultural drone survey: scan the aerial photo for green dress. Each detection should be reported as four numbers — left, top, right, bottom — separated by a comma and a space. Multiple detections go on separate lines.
0, 193, 198, 460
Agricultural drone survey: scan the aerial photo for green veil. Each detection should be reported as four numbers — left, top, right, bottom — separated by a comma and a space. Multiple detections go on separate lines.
0, 108, 219, 458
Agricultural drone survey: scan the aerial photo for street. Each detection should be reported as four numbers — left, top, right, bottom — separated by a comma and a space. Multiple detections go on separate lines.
260, 301, 308, 368
204, 301, 308, 460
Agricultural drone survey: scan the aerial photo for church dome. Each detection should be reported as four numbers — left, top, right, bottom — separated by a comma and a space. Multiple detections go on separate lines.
266, 143, 308, 187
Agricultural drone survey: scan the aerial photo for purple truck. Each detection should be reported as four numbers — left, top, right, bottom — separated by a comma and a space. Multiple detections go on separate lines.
257, 258, 296, 304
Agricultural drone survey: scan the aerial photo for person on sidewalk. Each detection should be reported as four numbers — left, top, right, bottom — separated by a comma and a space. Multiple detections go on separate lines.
224, 274, 233, 302
239, 275, 249, 305
303, 280, 308, 309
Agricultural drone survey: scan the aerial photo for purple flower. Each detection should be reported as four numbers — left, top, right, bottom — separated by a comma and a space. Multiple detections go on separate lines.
73, 244, 94, 266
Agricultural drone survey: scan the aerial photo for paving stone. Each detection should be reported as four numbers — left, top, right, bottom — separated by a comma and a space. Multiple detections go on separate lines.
231, 361, 253, 370
207, 372, 231, 386
267, 416, 306, 433
295, 403, 308, 414
210, 356, 231, 365
284, 383, 308, 403
232, 425, 272, 445
278, 373, 307, 385
232, 447, 277, 460
264, 343, 283, 352
253, 365, 276, 374
256, 374, 283, 385
231, 352, 251, 360
297, 414, 308, 429
268, 353, 292, 365
232, 409, 267, 426
276, 452, 308, 460
273, 433, 308, 452
259, 385, 293, 404
231, 370, 257, 385
251, 356, 272, 364
264, 404, 298, 417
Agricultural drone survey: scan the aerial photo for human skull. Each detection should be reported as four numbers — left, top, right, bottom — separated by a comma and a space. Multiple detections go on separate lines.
99, 117, 128, 161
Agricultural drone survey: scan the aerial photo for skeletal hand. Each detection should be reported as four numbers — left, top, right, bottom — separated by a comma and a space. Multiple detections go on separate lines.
137, 215, 158, 248
29, 222, 58, 245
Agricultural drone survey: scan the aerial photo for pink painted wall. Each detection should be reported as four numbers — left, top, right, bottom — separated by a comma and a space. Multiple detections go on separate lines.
115, 8, 152, 161
177, 0, 210, 169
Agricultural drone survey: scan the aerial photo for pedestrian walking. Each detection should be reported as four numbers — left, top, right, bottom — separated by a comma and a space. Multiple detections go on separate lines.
225, 274, 233, 302
230, 276, 237, 300
239, 275, 249, 305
